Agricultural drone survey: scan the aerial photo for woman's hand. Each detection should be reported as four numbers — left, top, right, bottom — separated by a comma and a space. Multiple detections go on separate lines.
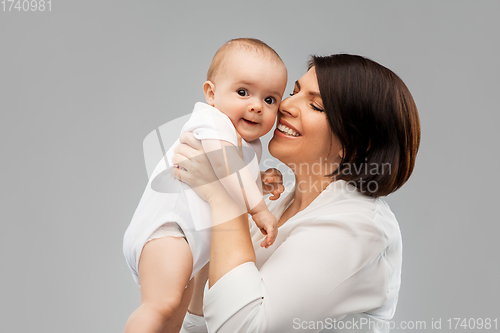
172, 132, 256, 289
261, 168, 285, 200
170, 132, 224, 204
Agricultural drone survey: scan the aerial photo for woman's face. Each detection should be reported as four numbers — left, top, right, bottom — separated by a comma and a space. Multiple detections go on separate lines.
269, 67, 343, 175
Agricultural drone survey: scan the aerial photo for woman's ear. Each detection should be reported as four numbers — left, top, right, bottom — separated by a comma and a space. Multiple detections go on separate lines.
338, 148, 345, 159
203, 81, 216, 106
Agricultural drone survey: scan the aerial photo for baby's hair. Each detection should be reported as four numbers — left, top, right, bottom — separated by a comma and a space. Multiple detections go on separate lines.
207, 38, 284, 83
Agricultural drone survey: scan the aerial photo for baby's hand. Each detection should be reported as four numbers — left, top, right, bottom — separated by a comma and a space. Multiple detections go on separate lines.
261, 168, 285, 200
251, 210, 278, 248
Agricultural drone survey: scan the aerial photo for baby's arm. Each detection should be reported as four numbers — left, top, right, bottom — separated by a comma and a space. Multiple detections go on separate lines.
201, 139, 277, 247
247, 199, 278, 248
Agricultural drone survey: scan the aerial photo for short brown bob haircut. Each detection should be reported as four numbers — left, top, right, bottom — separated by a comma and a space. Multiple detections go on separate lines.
310, 54, 420, 197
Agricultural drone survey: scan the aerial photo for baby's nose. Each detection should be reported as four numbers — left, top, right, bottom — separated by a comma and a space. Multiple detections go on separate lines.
249, 100, 262, 113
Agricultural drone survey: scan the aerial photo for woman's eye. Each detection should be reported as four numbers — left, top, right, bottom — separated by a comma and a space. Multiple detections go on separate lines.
264, 96, 276, 105
311, 104, 324, 112
237, 89, 248, 97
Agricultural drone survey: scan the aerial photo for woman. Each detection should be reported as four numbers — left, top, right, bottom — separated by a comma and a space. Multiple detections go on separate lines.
171, 54, 420, 333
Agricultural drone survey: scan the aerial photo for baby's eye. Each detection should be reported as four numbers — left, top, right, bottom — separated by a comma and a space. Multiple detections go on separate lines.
237, 89, 248, 97
264, 96, 276, 105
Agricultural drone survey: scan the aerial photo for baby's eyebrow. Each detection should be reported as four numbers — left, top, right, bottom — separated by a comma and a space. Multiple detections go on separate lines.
236, 80, 253, 86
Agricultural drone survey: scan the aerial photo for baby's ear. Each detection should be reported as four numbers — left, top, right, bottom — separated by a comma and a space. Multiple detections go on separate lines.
203, 81, 216, 106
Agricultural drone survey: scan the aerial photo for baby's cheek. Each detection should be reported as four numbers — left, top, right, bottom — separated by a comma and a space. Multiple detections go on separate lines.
262, 119, 276, 135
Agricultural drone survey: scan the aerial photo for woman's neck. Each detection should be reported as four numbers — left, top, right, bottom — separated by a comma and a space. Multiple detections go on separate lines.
289, 173, 332, 213
277, 173, 333, 228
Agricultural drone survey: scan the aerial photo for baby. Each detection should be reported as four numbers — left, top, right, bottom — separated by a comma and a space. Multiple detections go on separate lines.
123, 38, 287, 332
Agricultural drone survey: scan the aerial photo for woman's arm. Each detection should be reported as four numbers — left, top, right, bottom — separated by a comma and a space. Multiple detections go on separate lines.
205, 185, 257, 287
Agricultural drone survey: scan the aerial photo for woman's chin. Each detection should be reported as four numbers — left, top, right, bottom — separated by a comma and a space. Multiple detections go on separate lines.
268, 136, 279, 158
268, 135, 291, 161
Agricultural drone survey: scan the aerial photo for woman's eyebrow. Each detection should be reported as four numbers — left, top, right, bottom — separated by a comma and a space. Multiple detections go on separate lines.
296, 80, 321, 98
309, 91, 321, 98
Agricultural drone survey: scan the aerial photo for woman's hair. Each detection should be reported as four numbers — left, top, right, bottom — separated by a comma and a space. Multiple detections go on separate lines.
310, 54, 420, 197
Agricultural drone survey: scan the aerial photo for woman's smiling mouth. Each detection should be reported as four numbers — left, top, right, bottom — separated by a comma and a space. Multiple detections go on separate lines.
276, 120, 300, 137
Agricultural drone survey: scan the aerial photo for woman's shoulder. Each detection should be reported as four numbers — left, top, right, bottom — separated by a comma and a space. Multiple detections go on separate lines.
333, 184, 401, 243
280, 181, 401, 245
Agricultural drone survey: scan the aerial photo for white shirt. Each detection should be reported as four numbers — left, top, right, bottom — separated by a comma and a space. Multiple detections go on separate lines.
202, 180, 402, 333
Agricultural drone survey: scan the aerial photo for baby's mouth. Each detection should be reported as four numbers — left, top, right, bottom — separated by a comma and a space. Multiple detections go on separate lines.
243, 118, 257, 125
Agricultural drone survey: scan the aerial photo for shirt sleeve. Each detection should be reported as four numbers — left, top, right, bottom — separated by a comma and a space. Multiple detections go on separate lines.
202, 213, 389, 333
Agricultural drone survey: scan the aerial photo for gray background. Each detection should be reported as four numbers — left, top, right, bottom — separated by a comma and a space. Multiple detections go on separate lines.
1, 0, 499, 332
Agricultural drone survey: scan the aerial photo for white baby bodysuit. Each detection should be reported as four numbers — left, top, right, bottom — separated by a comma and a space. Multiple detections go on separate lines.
123, 102, 262, 285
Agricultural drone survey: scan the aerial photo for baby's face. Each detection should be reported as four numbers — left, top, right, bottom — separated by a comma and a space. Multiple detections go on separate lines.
209, 51, 287, 142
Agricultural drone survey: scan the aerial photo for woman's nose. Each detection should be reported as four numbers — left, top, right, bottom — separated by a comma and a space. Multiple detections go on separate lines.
278, 96, 299, 117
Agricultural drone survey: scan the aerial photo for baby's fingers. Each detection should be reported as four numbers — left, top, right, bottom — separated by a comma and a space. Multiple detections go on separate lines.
260, 234, 275, 249
260, 227, 277, 249
260, 238, 267, 248
263, 175, 281, 185
269, 184, 285, 200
